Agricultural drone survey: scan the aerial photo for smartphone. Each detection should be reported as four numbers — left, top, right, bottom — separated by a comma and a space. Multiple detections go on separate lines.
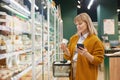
77, 44, 84, 49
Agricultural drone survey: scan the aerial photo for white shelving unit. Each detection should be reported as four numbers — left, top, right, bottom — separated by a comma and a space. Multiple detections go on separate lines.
0, 0, 33, 80
0, 0, 63, 80
44, 1, 63, 80
0, 49, 32, 60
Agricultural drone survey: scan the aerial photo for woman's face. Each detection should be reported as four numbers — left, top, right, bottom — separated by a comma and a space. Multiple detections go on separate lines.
75, 21, 88, 35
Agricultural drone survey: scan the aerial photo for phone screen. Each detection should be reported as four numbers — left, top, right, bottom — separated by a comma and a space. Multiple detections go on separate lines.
77, 44, 84, 49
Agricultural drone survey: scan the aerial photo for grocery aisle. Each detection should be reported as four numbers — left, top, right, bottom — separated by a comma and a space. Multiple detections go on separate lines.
0, 0, 63, 80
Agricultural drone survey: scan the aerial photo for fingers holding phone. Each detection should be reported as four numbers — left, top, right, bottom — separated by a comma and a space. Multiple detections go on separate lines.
77, 44, 87, 55
77, 44, 84, 50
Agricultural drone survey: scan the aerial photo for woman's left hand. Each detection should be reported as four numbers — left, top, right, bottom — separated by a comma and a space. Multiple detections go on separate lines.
77, 47, 88, 55
77, 46, 94, 62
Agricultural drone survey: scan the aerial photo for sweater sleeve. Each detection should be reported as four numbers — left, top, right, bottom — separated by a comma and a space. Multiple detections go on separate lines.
63, 38, 72, 60
91, 40, 104, 66
63, 35, 77, 61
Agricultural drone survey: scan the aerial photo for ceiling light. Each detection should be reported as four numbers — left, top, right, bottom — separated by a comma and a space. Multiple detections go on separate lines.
60, 19, 63, 23
78, 1, 81, 4
2, 5, 29, 18
28, 0, 39, 10
41, 1, 45, 4
10, 0, 30, 14
43, 6, 47, 9
117, 9, 120, 12
87, 0, 94, 9
77, 5, 81, 8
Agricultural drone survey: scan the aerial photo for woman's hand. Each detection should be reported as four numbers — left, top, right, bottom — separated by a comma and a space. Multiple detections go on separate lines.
77, 47, 88, 55
60, 43, 71, 57
77, 46, 94, 62
60, 43, 67, 52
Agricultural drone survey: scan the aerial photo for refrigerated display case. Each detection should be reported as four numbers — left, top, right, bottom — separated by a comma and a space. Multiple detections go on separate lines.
0, 0, 63, 80
0, 0, 32, 79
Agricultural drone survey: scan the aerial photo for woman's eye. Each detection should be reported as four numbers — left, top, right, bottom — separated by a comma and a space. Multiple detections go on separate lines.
79, 23, 82, 25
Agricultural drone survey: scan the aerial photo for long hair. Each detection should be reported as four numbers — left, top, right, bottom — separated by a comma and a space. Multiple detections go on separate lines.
74, 13, 97, 35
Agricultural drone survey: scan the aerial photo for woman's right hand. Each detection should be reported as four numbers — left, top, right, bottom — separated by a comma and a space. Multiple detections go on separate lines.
60, 43, 71, 57
60, 43, 67, 52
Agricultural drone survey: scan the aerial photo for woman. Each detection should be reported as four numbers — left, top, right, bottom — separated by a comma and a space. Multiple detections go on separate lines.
61, 13, 104, 80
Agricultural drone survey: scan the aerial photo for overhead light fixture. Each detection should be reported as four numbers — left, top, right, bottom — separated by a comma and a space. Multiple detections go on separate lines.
41, 1, 45, 4
2, 5, 29, 18
78, 0, 81, 4
60, 20, 63, 23
41, 1, 47, 9
87, 0, 94, 9
117, 9, 120, 12
10, 0, 30, 14
28, 0, 39, 10
43, 6, 47, 9
77, 5, 81, 8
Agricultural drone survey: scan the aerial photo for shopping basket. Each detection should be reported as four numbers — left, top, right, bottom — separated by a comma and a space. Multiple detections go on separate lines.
53, 60, 71, 77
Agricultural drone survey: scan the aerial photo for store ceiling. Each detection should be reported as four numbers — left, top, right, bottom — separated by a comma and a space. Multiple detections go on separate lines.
30, 0, 120, 21
53, 0, 120, 21
24, 0, 47, 19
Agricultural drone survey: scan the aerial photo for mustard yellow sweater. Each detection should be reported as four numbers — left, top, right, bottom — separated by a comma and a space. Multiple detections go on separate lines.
64, 34, 104, 80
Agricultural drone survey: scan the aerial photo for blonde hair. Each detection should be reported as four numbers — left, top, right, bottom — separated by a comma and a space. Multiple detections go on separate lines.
74, 13, 97, 35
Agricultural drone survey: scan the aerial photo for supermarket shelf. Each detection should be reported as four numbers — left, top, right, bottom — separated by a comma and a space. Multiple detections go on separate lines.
35, 21, 41, 25
22, 31, 32, 34
29, 20, 42, 25
0, 0, 30, 18
36, 57, 42, 65
11, 66, 32, 80
35, 47, 41, 50
35, 33, 41, 36
0, 25, 11, 31
9, 0, 30, 16
0, 25, 31, 35
0, 49, 32, 60
0, 19, 7, 22
0, 0, 63, 80
0, 11, 7, 15
118, 22, 120, 26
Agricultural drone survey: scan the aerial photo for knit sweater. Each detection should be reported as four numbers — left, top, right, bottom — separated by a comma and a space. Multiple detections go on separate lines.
64, 34, 104, 80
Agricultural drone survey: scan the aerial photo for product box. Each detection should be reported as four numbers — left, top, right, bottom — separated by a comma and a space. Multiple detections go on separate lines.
53, 61, 71, 77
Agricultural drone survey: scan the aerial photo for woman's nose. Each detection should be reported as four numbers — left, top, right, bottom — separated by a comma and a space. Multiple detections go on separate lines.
77, 25, 81, 28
